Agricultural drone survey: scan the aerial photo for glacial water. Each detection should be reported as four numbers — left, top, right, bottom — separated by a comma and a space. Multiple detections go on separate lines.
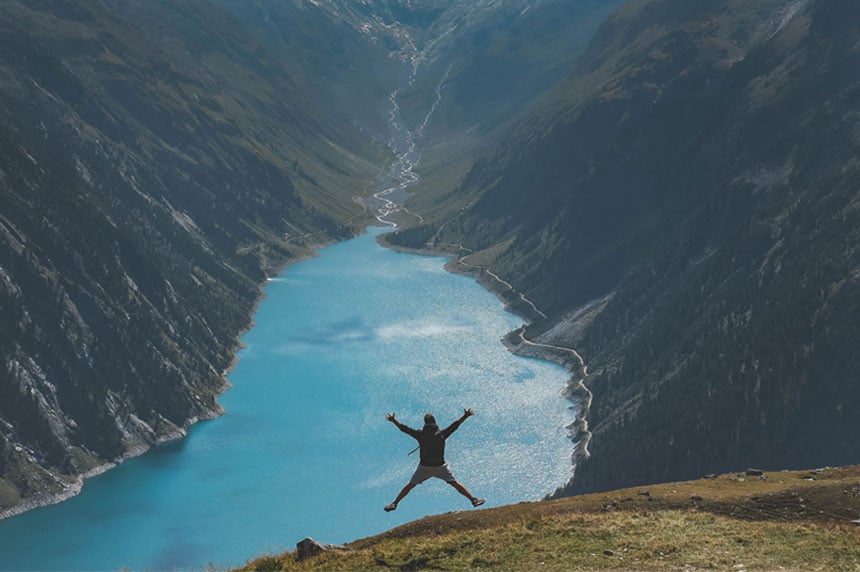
0, 228, 574, 571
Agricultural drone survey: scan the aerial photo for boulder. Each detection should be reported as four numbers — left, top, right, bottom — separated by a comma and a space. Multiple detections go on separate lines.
296, 537, 347, 561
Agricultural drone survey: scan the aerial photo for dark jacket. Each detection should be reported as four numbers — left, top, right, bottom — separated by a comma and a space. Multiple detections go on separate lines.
399, 418, 465, 466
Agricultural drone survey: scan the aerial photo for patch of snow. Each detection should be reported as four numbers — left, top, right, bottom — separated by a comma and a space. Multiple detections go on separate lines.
73, 155, 93, 186
0, 263, 21, 296
18, 145, 38, 166
757, 0, 811, 43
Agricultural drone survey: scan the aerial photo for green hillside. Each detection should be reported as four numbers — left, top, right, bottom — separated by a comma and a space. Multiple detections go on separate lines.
241, 465, 860, 571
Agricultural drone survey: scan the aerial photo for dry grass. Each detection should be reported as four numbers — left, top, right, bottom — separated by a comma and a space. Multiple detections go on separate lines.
239, 466, 860, 571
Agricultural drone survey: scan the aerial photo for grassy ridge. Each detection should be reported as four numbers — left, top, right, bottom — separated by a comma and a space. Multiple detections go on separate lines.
241, 466, 860, 571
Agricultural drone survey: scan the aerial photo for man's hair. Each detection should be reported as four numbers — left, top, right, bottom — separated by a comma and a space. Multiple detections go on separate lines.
424, 413, 437, 425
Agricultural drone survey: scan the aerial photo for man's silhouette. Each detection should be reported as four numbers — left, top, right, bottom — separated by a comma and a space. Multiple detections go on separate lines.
384, 409, 485, 512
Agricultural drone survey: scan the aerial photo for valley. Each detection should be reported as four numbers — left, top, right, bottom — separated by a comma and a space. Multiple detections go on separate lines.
1, 0, 859, 568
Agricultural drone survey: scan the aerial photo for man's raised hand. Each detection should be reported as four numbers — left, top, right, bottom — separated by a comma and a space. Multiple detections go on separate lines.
385, 413, 397, 422
463, 408, 474, 417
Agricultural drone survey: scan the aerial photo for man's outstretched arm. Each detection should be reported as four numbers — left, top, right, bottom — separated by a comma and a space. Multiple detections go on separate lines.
386, 413, 420, 438
442, 408, 474, 438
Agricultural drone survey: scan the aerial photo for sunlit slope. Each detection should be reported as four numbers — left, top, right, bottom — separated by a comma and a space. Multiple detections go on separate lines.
241, 465, 860, 571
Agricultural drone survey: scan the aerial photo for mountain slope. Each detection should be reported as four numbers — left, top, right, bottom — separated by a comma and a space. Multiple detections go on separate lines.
379, 0, 624, 227
403, 0, 622, 138
387, 0, 860, 495
0, 0, 393, 514
564, 0, 860, 494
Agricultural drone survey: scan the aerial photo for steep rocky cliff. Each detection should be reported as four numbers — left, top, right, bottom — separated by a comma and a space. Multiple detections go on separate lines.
566, 0, 860, 494
0, 0, 392, 513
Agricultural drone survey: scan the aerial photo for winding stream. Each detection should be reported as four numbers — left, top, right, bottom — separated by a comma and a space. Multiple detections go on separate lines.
371, 36, 451, 227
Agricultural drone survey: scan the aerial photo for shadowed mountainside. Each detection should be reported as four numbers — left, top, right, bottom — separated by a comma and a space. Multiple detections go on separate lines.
387, 0, 860, 495
240, 465, 860, 571
0, 0, 394, 513
376, 0, 625, 228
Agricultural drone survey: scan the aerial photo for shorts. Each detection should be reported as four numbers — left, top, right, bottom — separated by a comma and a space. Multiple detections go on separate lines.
409, 463, 457, 484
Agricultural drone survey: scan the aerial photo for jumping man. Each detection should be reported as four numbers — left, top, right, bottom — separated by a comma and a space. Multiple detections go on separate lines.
384, 409, 485, 512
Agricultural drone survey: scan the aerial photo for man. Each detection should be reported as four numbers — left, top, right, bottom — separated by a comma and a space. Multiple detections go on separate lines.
384, 408, 485, 512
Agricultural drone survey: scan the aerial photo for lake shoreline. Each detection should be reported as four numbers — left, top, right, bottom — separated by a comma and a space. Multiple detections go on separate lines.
0, 224, 582, 529
0, 236, 336, 522
0, 411, 219, 521
1, 225, 579, 569
376, 231, 591, 489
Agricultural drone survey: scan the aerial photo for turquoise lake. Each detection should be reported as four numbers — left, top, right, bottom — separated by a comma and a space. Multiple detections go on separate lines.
0, 228, 574, 571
